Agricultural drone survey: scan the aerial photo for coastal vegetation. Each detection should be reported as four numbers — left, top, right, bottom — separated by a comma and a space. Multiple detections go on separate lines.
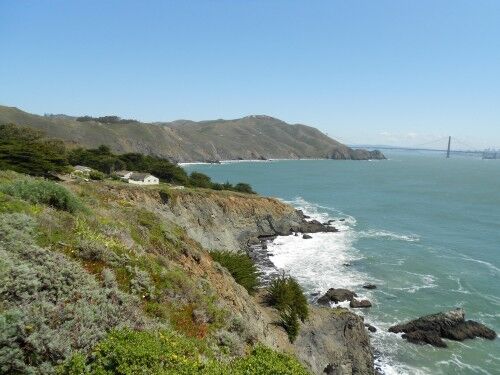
267, 273, 309, 342
209, 250, 260, 294
0, 123, 255, 193
0, 171, 310, 374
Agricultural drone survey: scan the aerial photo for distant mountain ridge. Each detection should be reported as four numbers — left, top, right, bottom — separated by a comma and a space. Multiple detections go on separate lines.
0, 105, 385, 162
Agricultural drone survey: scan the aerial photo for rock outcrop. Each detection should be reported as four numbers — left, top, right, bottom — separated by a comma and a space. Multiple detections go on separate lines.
294, 307, 375, 375
388, 308, 497, 347
350, 299, 372, 308
317, 288, 357, 305
162, 190, 335, 251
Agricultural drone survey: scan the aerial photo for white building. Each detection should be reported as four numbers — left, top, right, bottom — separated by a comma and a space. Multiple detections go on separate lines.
127, 173, 159, 185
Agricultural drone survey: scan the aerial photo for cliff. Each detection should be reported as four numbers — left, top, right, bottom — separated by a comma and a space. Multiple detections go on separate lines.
0, 105, 385, 162
0, 173, 374, 374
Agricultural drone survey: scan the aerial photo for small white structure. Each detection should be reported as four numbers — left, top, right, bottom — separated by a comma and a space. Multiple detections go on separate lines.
127, 173, 159, 185
73, 165, 92, 174
115, 170, 133, 180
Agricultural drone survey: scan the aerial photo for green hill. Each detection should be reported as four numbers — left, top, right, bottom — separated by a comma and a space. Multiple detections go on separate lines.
0, 105, 384, 162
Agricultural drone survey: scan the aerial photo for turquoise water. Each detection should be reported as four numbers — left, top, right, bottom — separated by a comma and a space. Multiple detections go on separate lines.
183, 152, 500, 375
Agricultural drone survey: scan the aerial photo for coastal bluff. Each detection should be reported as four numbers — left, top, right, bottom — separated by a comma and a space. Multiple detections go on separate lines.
106, 183, 376, 374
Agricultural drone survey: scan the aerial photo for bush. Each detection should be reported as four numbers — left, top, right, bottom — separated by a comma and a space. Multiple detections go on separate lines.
267, 273, 308, 342
0, 213, 149, 374
88, 170, 106, 180
59, 329, 310, 375
231, 345, 310, 375
233, 183, 255, 194
210, 250, 259, 294
0, 179, 84, 212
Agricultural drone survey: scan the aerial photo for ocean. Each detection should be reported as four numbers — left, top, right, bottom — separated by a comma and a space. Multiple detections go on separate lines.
183, 151, 500, 375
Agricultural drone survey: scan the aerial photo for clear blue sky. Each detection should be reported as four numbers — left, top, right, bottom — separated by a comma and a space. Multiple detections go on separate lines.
1, 1, 499, 148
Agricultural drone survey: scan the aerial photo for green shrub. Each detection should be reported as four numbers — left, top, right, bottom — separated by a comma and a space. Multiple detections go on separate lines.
279, 308, 300, 342
88, 170, 106, 180
0, 179, 84, 212
233, 183, 255, 194
210, 250, 259, 294
231, 345, 310, 375
0, 213, 149, 374
59, 329, 310, 375
267, 273, 308, 341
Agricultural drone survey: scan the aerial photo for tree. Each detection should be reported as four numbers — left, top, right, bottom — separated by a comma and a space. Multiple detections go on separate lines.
0, 124, 69, 176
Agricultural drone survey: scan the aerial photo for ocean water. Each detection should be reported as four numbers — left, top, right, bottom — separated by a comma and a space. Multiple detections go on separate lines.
183, 152, 500, 374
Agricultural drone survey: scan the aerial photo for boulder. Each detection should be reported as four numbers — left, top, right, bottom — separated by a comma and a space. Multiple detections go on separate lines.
350, 299, 372, 308
317, 288, 357, 305
365, 324, 377, 333
388, 308, 496, 348
363, 284, 377, 290
295, 219, 338, 234
303, 234, 313, 239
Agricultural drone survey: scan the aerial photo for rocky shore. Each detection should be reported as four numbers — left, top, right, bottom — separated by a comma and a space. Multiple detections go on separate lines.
158, 188, 376, 375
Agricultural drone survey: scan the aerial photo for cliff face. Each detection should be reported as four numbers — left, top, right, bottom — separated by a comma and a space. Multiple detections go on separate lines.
156, 188, 375, 375
0, 105, 385, 162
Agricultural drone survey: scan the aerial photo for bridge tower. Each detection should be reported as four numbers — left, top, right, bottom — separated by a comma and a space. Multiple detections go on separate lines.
446, 136, 451, 158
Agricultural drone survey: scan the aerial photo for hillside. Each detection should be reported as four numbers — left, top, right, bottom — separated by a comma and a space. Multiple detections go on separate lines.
0, 172, 374, 374
0, 105, 384, 162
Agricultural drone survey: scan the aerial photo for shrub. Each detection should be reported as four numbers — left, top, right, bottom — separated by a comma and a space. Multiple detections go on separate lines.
267, 273, 308, 341
0, 213, 149, 374
231, 345, 310, 375
0, 179, 84, 212
88, 170, 106, 180
59, 329, 310, 375
233, 183, 255, 194
210, 250, 259, 294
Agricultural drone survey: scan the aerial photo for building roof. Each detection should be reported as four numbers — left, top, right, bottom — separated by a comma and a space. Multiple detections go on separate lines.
115, 170, 132, 176
128, 172, 154, 181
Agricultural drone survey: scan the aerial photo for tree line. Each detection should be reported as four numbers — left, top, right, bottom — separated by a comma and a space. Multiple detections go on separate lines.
0, 124, 255, 194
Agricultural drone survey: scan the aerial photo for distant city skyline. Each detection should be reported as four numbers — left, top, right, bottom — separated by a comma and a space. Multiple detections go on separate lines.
1, 1, 499, 149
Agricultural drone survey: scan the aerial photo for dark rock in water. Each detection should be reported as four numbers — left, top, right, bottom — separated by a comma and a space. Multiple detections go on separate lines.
343, 263, 351, 267
294, 232, 298, 236
363, 284, 377, 290
388, 308, 497, 348
302, 234, 313, 239
365, 323, 377, 333
317, 288, 357, 305
350, 299, 372, 308
294, 219, 338, 234
310, 291, 320, 297
339, 218, 345, 222
328, 219, 335, 224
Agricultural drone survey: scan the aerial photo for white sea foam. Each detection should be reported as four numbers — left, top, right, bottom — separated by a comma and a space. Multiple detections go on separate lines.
267, 197, 431, 375
437, 354, 494, 375
358, 229, 420, 242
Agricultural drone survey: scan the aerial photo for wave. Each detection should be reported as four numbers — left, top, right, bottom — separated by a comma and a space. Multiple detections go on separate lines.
437, 354, 494, 375
358, 229, 420, 242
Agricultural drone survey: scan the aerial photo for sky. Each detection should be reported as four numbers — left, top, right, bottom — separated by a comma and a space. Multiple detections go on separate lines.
1, 0, 499, 149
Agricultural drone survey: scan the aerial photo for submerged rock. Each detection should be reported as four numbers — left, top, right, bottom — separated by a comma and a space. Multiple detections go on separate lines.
365, 324, 377, 333
317, 288, 357, 305
388, 308, 497, 348
363, 284, 377, 290
350, 299, 372, 308
302, 234, 313, 239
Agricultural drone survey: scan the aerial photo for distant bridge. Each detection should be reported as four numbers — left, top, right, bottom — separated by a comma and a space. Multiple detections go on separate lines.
351, 136, 498, 159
